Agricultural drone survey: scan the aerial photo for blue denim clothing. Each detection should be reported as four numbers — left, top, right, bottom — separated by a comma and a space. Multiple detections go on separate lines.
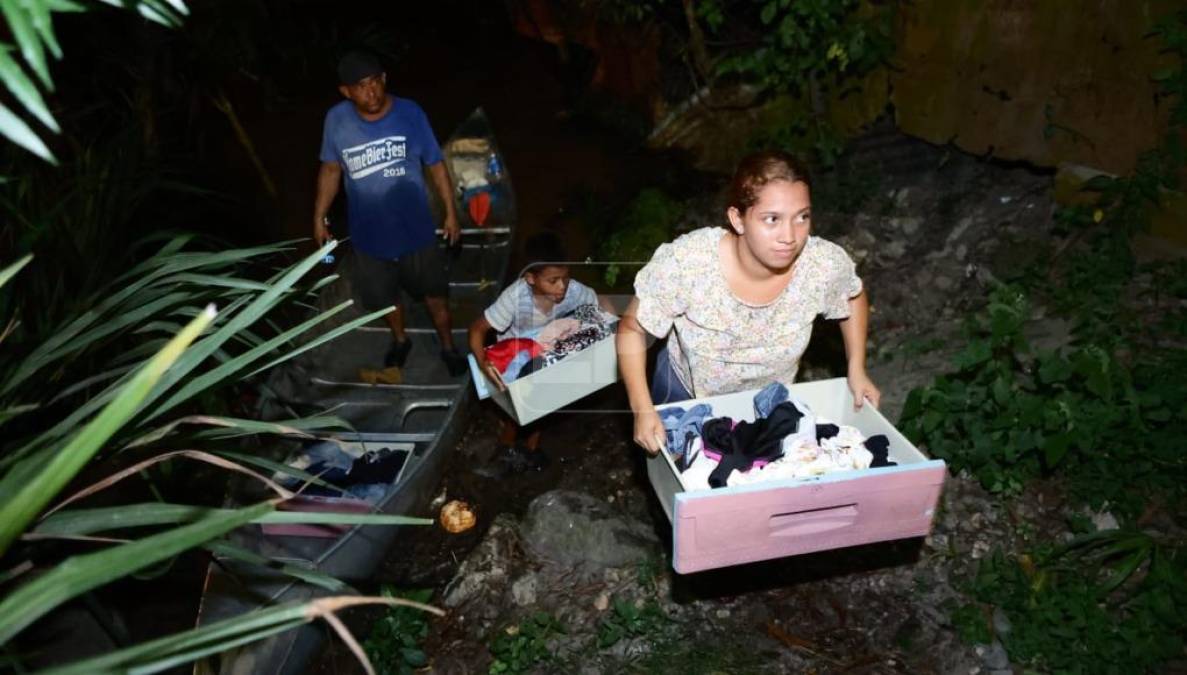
753, 382, 789, 418
658, 403, 713, 458
650, 343, 692, 404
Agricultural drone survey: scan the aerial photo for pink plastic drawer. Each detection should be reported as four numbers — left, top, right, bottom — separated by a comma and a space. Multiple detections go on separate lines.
645, 378, 946, 574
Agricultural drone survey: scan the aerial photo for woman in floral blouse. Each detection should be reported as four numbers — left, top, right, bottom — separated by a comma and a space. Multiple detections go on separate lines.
616, 150, 881, 455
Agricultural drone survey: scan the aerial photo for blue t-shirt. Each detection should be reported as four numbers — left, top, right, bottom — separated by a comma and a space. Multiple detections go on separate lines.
319, 97, 444, 259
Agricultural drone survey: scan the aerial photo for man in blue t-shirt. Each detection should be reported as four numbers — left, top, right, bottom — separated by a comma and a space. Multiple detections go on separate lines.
313, 50, 466, 376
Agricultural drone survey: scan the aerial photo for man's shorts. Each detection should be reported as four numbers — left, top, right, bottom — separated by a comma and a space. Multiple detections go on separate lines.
351, 243, 450, 312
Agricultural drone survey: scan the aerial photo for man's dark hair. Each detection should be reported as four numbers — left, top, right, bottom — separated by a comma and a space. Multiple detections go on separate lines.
523, 232, 567, 273
337, 50, 383, 85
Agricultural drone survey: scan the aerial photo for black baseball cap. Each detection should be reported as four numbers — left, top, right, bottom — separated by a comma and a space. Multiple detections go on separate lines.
337, 50, 383, 85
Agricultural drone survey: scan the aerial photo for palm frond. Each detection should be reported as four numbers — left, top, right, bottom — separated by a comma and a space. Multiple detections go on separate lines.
36, 595, 442, 675
0, 499, 272, 644
34, 502, 430, 538
0, 304, 215, 555
0, 1, 192, 162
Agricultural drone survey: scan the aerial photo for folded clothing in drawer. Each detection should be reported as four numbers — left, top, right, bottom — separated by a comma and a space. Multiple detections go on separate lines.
484, 303, 618, 385
664, 382, 897, 491
645, 378, 946, 573
471, 304, 621, 425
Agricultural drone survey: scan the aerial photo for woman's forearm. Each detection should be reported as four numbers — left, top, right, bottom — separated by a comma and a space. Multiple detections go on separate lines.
616, 299, 654, 412
839, 290, 870, 374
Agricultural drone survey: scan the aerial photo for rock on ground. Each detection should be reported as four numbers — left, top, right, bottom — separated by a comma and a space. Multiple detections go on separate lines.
520, 490, 660, 569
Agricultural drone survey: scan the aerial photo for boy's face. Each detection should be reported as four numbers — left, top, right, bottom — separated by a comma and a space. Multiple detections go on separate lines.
525, 265, 570, 303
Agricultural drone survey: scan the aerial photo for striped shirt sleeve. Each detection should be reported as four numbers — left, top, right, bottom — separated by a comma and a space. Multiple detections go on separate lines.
483, 280, 524, 333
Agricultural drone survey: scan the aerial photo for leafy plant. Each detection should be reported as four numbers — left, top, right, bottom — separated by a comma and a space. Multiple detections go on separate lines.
0, 127, 208, 337
702, 0, 892, 90
596, 187, 686, 287
913, 13, 1187, 671
899, 282, 1187, 514
1153, 10, 1187, 128
902, 9, 1187, 516
364, 587, 435, 675
635, 555, 663, 594
596, 598, 670, 649
697, 0, 895, 165
954, 532, 1187, 674
488, 612, 566, 674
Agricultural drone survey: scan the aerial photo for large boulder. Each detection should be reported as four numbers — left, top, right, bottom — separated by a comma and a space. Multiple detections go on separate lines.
520, 490, 659, 569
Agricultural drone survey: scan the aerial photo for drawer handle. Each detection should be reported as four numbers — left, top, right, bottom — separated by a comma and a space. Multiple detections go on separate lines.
768, 503, 858, 537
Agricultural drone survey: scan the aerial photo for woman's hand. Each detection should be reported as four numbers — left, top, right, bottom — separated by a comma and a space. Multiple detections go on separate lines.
847, 369, 881, 410
632, 408, 667, 456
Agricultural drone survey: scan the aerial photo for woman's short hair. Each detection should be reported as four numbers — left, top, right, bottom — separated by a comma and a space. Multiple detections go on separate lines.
726, 150, 812, 214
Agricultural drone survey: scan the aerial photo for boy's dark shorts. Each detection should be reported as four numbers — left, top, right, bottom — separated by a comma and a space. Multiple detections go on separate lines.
351, 243, 449, 311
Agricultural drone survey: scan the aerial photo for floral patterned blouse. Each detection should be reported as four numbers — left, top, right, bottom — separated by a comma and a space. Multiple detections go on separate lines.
634, 227, 862, 397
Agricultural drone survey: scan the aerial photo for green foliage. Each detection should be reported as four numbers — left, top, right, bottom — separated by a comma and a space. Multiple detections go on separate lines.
911, 15, 1187, 671
903, 11, 1187, 515
0, 130, 207, 337
596, 598, 670, 648
488, 612, 566, 674
899, 282, 1187, 515
596, 188, 686, 287
704, 0, 892, 90
31, 595, 440, 675
954, 533, 1187, 674
635, 555, 662, 594
698, 0, 895, 165
1152, 10, 1187, 129
748, 97, 849, 167
364, 587, 435, 675
0, 0, 189, 163
0, 241, 430, 671
900, 137, 1187, 516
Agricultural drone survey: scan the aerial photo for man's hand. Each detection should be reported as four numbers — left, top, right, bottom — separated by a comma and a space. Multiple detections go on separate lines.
314, 219, 332, 247
442, 213, 460, 246
313, 162, 341, 246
